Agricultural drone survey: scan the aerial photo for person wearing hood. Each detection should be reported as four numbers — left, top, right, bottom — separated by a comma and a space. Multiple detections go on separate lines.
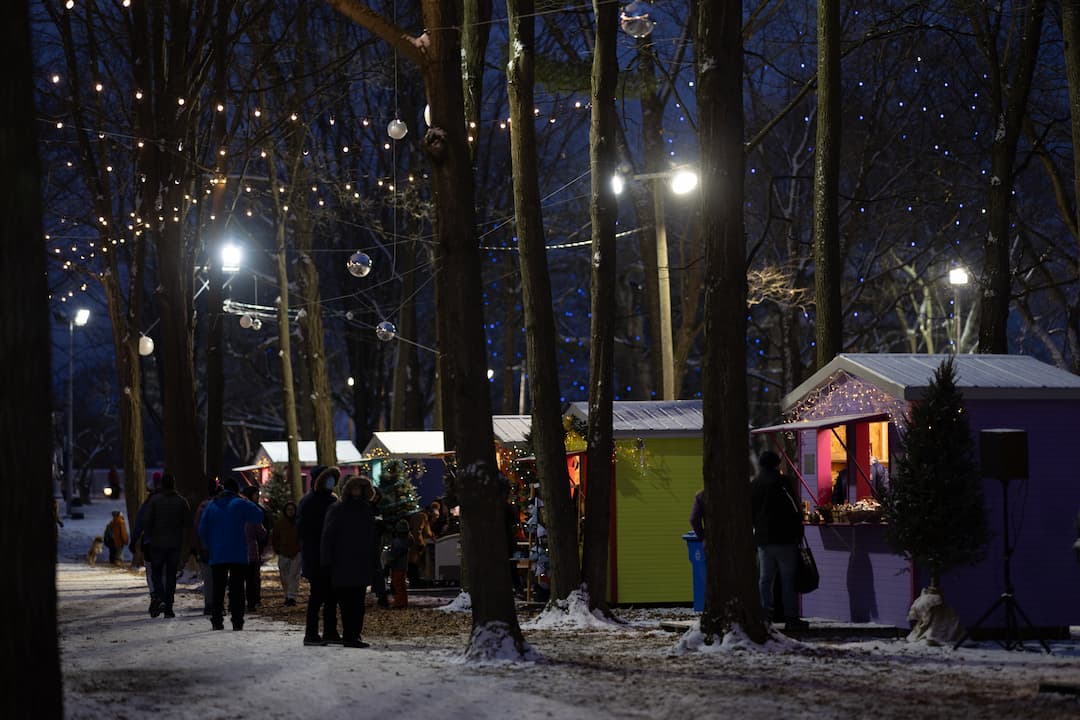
198, 475, 265, 631
320, 475, 377, 648
144, 473, 190, 618
297, 465, 341, 646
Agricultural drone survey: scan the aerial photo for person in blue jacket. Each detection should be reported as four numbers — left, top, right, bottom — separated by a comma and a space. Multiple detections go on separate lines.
198, 475, 265, 631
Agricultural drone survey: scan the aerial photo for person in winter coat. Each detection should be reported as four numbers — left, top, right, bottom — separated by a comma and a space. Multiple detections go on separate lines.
198, 475, 265, 631
192, 478, 220, 615
407, 509, 435, 583
104, 510, 129, 565
130, 472, 161, 598
751, 450, 807, 630
320, 475, 377, 648
240, 484, 268, 610
297, 465, 341, 645
389, 519, 410, 608
270, 501, 301, 606
144, 473, 190, 618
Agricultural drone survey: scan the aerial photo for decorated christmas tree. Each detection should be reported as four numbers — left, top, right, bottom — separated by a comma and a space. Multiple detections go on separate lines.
881, 357, 988, 589
376, 459, 420, 527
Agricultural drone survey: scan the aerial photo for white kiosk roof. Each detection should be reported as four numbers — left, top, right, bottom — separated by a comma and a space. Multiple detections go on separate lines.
362, 431, 447, 458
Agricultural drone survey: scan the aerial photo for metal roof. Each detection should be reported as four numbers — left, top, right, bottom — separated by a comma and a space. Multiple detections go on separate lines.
492, 415, 532, 445
750, 411, 891, 435
362, 431, 447, 458
783, 353, 1080, 410
253, 440, 364, 466
566, 400, 703, 437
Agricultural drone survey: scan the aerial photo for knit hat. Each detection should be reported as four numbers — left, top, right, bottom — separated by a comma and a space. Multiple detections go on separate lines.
312, 465, 341, 490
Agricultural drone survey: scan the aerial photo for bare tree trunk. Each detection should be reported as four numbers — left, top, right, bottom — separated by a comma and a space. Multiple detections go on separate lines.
1060, 1, 1080, 370
0, 6, 62, 712
582, 0, 619, 612
507, 0, 580, 603
698, 0, 768, 644
636, 39, 664, 397
462, 0, 492, 160
971, 0, 1046, 352
813, 0, 842, 367
273, 219, 303, 499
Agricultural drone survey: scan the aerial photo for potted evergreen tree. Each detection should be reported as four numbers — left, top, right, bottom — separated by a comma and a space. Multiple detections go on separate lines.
880, 357, 988, 643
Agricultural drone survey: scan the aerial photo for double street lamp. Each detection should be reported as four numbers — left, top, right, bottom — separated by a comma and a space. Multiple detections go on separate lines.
66, 307, 90, 516
613, 167, 699, 400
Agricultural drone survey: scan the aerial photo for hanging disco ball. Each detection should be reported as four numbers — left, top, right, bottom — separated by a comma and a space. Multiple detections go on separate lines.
251, 317, 262, 331
620, 2, 655, 38
347, 251, 373, 278
387, 118, 408, 140
240, 313, 253, 329
138, 335, 154, 356
375, 321, 397, 342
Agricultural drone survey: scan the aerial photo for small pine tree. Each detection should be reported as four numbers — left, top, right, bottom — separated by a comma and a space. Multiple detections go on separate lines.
881, 357, 988, 589
375, 460, 420, 527
263, 472, 293, 526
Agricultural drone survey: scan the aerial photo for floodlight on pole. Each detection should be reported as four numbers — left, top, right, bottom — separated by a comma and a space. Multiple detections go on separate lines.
949, 267, 969, 352
67, 308, 90, 516
74, 307, 90, 326
220, 242, 242, 273
669, 168, 699, 195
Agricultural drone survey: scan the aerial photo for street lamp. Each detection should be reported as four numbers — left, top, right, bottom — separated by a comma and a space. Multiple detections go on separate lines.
613, 166, 699, 400
220, 241, 243, 273
949, 267, 969, 353
66, 307, 90, 516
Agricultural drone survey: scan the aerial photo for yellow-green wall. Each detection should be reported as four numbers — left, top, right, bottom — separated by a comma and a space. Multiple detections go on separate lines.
612, 436, 701, 604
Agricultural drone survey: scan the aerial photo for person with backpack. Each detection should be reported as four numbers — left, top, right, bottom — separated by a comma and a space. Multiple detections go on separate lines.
144, 474, 190, 618
751, 450, 808, 631
104, 510, 128, 565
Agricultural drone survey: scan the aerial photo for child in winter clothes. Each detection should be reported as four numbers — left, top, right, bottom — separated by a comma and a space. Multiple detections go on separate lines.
270, 501, 302, 606
389, 519, 410, 608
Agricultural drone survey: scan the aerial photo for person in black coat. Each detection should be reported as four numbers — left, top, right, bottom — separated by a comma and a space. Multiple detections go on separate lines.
144, 473, 190, 618
297, 465, 341, 645
321, 475, 376, 648
751, 450, 807, 630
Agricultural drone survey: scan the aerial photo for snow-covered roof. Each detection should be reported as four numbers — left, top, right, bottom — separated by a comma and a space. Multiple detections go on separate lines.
783, 353, 1080, 410
566, 400, 703, 438
252, 440, 364, 466
492, 415, 532, 445
362, 431, 447, 458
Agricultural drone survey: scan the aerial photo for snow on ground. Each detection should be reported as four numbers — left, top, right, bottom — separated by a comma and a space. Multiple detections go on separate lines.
58, 498, 1080, 719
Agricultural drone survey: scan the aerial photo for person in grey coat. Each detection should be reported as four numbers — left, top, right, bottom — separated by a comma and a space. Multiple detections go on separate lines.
144, 473, 190, 618
320, 475, 376, 648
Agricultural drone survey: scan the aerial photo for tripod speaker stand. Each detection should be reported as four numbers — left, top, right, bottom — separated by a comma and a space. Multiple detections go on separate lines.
953, 430, 1050, 653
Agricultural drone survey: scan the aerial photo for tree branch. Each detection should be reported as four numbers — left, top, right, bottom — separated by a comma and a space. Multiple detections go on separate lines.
323, 0, 427, 67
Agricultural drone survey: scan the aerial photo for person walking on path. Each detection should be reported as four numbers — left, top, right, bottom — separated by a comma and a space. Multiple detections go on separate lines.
130, 472, 161, 599
104, 510, 129, 565
240, 484, 268, 610
298, 465, 341, 646
270, 501, 302, 606
192, 478, 219, 615
751, 450, 808, 631
198, 475, 265, 631
320, 475, 377, 648
144, 473, 190, 618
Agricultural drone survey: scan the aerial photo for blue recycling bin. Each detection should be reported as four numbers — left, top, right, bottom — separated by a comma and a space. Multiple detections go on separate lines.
682, 532, 705, 612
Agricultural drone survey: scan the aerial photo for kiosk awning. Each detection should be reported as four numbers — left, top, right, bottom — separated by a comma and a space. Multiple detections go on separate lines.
750, 411, 891, 435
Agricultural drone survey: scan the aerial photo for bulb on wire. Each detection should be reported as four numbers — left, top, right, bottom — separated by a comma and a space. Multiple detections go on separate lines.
251, 317, 262, 331
347, 251, 373, 278
387, 118, 408, 140
375, 321, 397, 342
138, 335, 154, 356
620, 1, 655, 38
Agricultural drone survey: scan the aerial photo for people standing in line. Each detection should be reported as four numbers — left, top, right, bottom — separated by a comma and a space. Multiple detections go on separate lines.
270, 501, 302, 607
407, 508, 435, 584
751, 450, 808, 631
298, 465, 341, 646
240, 484, 268, 610
104, 510, 129, 565
144, 473, 190, 618
192, 478, 219, 615
320, 475, 377, 648
198, 475, 265, 631
389, 519, 410, 608
130, 472, 161, 599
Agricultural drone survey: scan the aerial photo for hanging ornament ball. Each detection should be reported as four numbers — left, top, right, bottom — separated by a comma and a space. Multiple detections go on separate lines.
138, 335, 154, 356
347, 251, 373, 278
620, 2, 655, 38
240, 313, 253, 329
375, 321, 397, 342
251, 317, 262, 331
424, 104, 432, 127
387, 118, 408, 140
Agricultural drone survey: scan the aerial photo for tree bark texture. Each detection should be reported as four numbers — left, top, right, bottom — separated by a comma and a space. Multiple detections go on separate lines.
507, 0, 581, 602
0, 5, 63, 713
970, 0, 1046, 353
273, 220, 304, 500
462, 0, 492, 162
698, 0, 768, 644
813, 0, 842, 368
636, 38, 665, 397
582, 0, 619, 611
